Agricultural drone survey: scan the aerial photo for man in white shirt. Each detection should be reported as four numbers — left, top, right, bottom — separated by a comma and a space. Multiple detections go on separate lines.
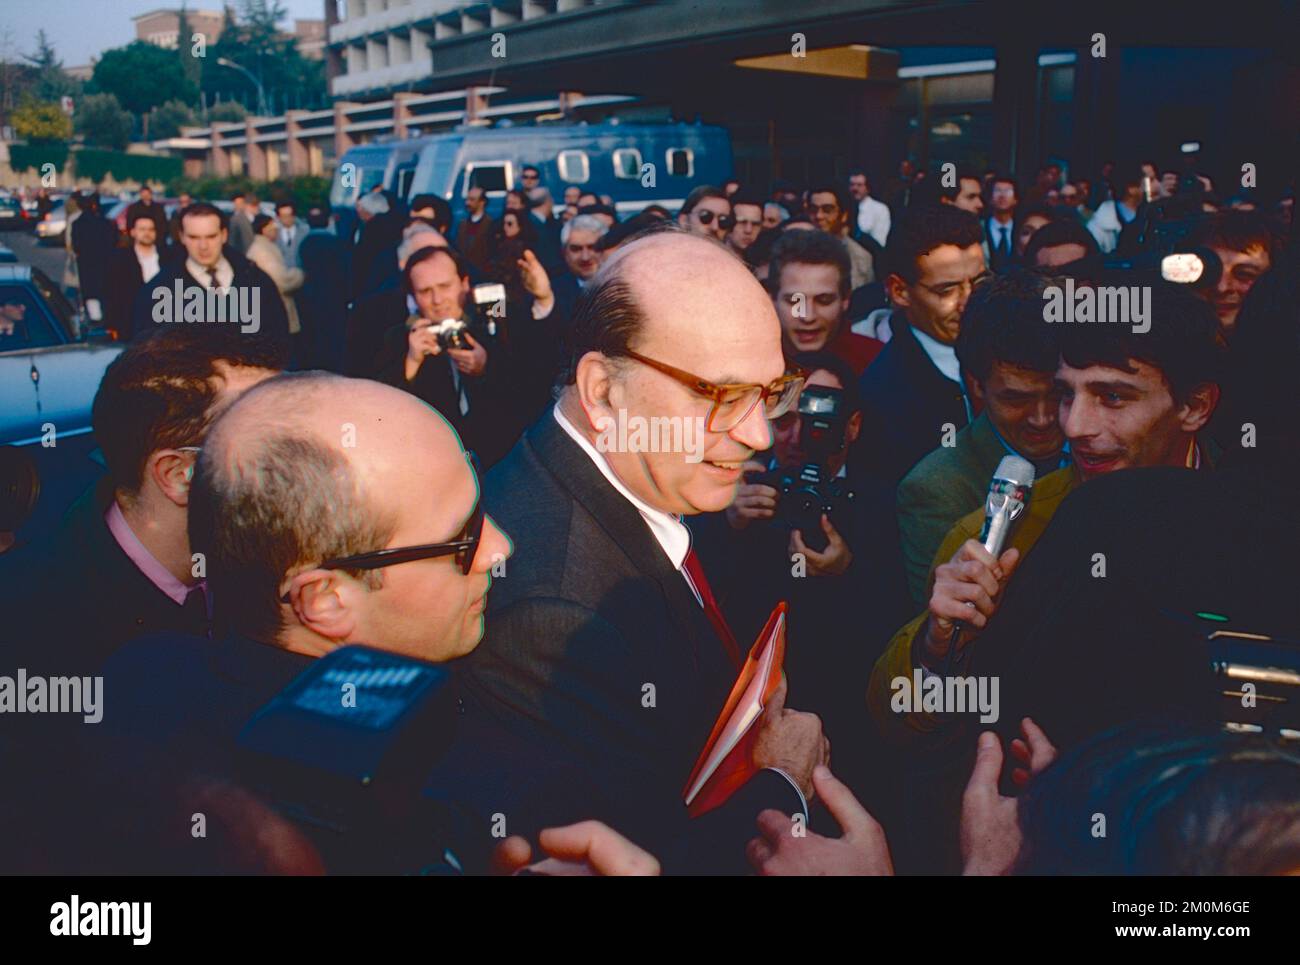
848, 170, 891, 249
275, 201, 304, 268
1087, 167, 1145, 254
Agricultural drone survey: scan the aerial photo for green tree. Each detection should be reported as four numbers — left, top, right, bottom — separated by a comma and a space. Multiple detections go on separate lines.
206, 99, 248, 123
203, 0, 326, 113
150, 99, 197, 140
23, 29, 77, 102
75, 92, 133, 150
11, 96, 70, 143
177, 2, 202, 89
92, 41, 197, 114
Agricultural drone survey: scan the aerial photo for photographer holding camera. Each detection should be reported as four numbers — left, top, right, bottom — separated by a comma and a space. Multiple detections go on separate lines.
695, 351, 909, 796
374, 245, 523, 467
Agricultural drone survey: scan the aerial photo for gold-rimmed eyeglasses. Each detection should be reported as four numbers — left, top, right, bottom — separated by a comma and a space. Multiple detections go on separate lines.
621, 349, 806, 432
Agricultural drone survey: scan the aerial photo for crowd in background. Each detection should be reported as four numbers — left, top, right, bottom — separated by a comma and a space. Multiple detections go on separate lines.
1, 148, 1298, 876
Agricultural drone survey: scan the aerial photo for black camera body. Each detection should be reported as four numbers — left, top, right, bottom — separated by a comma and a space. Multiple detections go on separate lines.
749, 385, 855, 554
433, 317, 471, 351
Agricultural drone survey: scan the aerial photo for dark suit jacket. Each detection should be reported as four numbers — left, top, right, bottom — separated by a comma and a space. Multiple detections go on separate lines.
297, 230, 350, 372
372, 310, 518, 467
103, 246, 146, 340
456, 410, 804, 871
130, 246, 291, 348
70, 212, 117, 300
0, 477, 210, 678
985, 217, 1016, 273
853, 320, 970, 485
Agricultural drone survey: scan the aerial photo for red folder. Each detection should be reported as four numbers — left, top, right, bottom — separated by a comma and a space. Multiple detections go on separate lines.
682, 601, 788, 817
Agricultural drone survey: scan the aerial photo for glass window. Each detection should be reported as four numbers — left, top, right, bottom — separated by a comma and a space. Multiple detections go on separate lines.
666, 148, 694, 178
613, 148, 642, 179
0, 287, 59, 352
464, 162, 511, 195
557, 150, 590, 183
28, 269, 75, 340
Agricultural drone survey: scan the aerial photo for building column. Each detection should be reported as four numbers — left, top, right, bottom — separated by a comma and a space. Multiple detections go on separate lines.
286, 111, 310, 176
211, 126, 231, 177
334, 101, 357, 159
245, 118, 268, 181
393, 91, 416, 139
465, 87, 487, 123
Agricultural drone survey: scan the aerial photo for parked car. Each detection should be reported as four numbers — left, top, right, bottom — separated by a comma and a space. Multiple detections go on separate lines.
35, 199, 69, 245
0, 196, 31, 231
0, 242, 17, 264
1, 263, 123, 543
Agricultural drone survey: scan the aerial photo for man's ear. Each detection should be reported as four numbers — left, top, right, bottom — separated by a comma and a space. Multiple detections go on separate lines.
885, 272, 911, 309
573, 352, 623, 431
969, 378, 987, 403
1178, 382, 1220, 434
148, 449, 194, 508
845, 410, 863, 447
283, 568, 361, 642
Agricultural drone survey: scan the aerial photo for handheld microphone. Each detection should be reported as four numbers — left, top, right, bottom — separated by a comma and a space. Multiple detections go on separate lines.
942, 455, 1035, 675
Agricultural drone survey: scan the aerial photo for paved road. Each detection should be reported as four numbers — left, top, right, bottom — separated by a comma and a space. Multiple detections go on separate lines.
3, 230, 72, 285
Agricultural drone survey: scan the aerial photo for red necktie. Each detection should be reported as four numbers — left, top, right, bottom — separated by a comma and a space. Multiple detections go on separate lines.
682, 548, 743, 669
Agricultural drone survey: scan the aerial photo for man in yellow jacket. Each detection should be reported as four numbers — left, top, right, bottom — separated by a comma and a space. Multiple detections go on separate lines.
869, 281, 1224, 741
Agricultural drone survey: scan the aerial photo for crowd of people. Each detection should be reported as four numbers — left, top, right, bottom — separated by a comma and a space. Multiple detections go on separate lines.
1, 151, 1297, 876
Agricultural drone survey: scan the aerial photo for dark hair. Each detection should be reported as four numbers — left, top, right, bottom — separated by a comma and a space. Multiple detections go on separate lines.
744, 226, 781, 269
91, 329, 286, 497
1187, 209, 1282, 262
189, 373, 397, 642
577, 203, 618, 221
730, 196, 764, 216
883, 204, 984, 283
180, 201, 226, 232
955, 271, 1059, 383
231, 192, 245, 203
991, 175, 1018, 194
275, 200, 295, 214
251, 213, 273, 235
1058, 279, 1223, 404
1015, 203, 1054, 230
789, 350, 862, 414
409, 194, 452, 234
126, 210, 158, 232
1017, 723, 1300, 875
521, 164, 540, 177
780, 215, 816, 230
679, 185, 729, 218
937, 166, 981, 203
1023, 218, 1100, 265
305, 206, 330, 229
809, 184, 851, 218
402, 243, 470, 294
768, 229, 852, 298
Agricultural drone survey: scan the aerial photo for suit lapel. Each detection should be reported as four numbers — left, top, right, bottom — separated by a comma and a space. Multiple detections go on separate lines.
527, 412, 731, 681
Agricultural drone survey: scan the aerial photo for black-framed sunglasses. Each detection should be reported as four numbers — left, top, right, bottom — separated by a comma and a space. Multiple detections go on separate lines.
279, 454, 486, 602
696, 209, 735, 230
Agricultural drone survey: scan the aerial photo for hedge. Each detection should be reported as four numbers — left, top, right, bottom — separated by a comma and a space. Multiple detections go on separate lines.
73, 149, 182, 185
8, 142, 71, 174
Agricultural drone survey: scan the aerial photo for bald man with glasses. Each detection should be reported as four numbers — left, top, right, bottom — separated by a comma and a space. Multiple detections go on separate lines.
458, 227, 831, 873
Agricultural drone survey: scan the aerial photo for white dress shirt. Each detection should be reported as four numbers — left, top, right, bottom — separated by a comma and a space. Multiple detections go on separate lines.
855, 195, 892, 248
552, 405, 691, 571
134, 245, 160, 283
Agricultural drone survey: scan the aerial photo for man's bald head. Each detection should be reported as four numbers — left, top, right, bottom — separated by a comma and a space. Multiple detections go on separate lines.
191, 372, 470, 647
559, 224, 788, 516
561, 224, 780, 385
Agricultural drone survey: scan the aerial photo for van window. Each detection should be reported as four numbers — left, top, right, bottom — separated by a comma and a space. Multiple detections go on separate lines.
464, 162, 512, 195
395, 167, 416, 200
613, 148, 642, 179
557, 150, 590, 183
666, 148, 694, 178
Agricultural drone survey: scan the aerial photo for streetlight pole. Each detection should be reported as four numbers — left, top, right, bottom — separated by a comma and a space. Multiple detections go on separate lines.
216, 57, 269, 116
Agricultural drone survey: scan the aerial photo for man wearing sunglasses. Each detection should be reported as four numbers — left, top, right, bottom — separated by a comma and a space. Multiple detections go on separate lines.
677, 185, 734, 242
459, 226, 832, 872
95, 372, 660, 874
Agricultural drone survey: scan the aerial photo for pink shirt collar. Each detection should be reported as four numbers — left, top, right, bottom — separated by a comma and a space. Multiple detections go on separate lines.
104, 500, 204, 607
